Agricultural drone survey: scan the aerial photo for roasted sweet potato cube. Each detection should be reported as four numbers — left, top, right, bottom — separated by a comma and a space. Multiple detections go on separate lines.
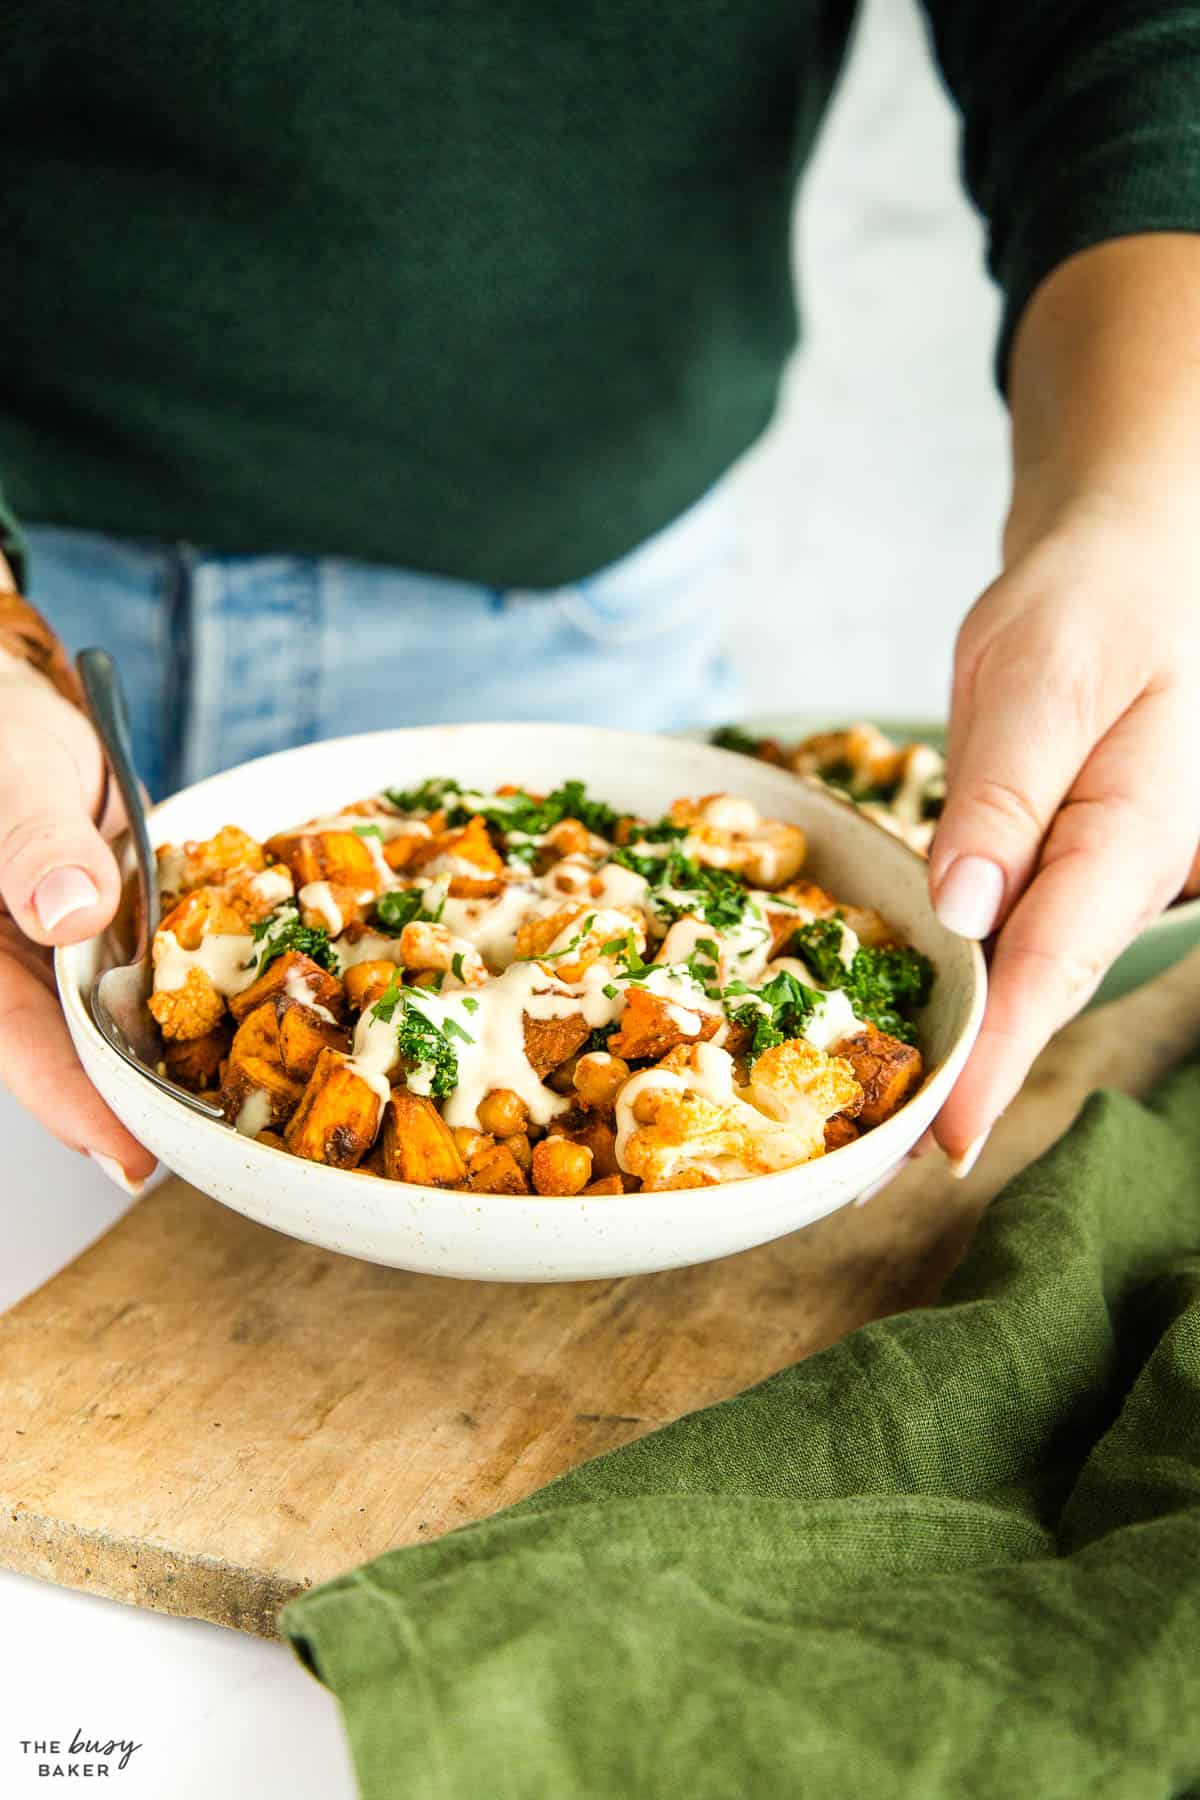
264, 828, 381, 894
558, 1112, 620, 1178
609, 989, 721, 1063
466, 1141, 530, 1195
220, 1004, 306, 1129
284, 1049, 383, 1168
410, 816, 505, 897
582, 1174, 625, 1196
823, 1112, 861, 1153
276, 997, 349, 1080
229, 950, 345, 1023
158, 886, 248, 950
380, 1091, 468, 1187
163, 1023, 231, 1091
148, 967, 227, 1041
833, 1025, 924, 1128
522, 1011, 591, 1078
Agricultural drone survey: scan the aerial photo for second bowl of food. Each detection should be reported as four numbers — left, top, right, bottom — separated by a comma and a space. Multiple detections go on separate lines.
709, 713, 1200, 1009
56, 724, 986, 1282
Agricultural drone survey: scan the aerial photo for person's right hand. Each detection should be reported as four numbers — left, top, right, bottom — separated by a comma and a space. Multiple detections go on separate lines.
0, 626, 157, 1189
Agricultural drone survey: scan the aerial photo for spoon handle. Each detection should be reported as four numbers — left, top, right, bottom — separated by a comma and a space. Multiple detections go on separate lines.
76, 647, 160, 958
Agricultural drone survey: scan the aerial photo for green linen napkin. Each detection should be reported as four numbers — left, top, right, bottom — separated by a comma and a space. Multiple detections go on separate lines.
281, 1057, 1200, 1799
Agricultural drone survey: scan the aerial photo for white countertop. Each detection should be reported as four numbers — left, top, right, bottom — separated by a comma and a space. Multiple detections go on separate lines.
0, 3, 1009, 1791
0, 1091, 357, 1800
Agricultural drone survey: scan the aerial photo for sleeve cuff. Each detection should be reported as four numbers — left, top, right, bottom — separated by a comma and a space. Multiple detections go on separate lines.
993, 126, 1200, 390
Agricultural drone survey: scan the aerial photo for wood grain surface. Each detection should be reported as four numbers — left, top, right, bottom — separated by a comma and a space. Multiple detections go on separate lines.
3, 947, 1199, 1638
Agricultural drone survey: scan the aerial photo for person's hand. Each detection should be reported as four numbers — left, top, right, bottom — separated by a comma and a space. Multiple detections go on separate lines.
0, 588, 156, 1189
928, 490, 1200, 1169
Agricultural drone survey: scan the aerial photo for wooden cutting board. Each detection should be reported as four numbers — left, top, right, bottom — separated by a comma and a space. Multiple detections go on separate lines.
3, 947, 1199, 1638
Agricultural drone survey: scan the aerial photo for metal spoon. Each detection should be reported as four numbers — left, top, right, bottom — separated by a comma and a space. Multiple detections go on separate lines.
77, 647, 225, 1121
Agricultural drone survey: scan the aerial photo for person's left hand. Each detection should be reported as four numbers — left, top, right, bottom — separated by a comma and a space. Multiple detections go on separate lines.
927, 489, 1200, 1169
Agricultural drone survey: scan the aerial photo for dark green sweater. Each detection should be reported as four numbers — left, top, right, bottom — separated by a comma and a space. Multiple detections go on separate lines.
3, 3, 1200, 587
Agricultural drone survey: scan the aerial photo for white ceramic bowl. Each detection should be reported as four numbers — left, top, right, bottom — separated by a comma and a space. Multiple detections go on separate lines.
56, 724, 986, 1283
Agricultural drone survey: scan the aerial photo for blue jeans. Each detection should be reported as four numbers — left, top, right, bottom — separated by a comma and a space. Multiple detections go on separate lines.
24, 486, 740, 800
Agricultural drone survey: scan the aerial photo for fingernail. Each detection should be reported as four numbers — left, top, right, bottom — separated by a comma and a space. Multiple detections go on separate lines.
948, 1129, 991, 1180
934, 856, 1005, 940
89, 1151, 147, 1197
34, 866, 100, 931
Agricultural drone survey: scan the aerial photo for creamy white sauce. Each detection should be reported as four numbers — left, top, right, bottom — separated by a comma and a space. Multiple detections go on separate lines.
333, 931, 406, 973
153, 929, 258, 996
299, 880, 344, 936
891, 745, 943, 829
347, 1012, 397, 1116
440, 883, 547, 970
283, 963, 337, 1022
234, 1089, 274, 1138
248, 866, 295, 908
801, 988, 863, 1052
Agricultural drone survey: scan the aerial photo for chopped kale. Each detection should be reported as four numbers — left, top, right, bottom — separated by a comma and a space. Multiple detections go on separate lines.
584, 1020, 620, 1055
710, 725, 761, 757
383, 775, 619, 843
372, 880, 446, 935
612, 844, 751, 933
370, 973, 461, 1097
726, 968, 820, 1063
789, 917, 850, 987
249, 903, 338, 975
791, 920, 933, 1045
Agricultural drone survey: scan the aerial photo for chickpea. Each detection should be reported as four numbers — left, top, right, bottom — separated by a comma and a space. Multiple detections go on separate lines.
531, 1136, 593, 1197
501, 1131, 532, 1173
453, 1127, 494, 1164
476, 1087, 530, 1138
631, 1088, 664, 1126
344, 960, 398, 1010
573, 1051, 630, 1111
546, 1054, 580, 1096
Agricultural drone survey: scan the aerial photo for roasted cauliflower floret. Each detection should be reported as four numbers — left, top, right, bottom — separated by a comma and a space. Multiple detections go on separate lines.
745, 1040, 863, 1157
398, 920, 486, 986
148, 966, 227, 1041
666, 794, 806, 889
156, 826, 266, 899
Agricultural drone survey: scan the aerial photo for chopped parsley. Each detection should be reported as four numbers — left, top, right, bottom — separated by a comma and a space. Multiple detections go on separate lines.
451, 950, 466, 983
791, 919, 933, 1045
352, 823, 384, 840
462, 996, 479, 1014
249, 903, 338, 975
599, 930, 654, 979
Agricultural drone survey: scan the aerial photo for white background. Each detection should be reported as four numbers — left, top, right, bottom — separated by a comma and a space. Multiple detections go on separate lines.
0, 3, 1008, 1793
